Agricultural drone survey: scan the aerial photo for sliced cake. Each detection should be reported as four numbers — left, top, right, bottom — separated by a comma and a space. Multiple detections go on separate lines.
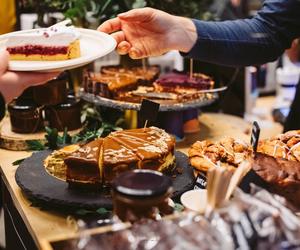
6, 20, 80, 61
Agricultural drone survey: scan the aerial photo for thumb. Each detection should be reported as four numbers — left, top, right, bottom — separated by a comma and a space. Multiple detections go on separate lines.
118, 8, 155, 22
0, 49, 9, 76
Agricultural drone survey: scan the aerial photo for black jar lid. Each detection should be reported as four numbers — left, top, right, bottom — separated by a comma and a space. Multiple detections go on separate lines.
54, 96, 81, 109
112, 169, 172, 198
8, 99, 38, 111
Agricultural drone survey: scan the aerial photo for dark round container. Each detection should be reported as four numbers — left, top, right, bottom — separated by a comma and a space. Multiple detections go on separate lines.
45, 96, 82, 131
112, 169, 173, 222
33, 77, 67, 106
8, 99, 43, 134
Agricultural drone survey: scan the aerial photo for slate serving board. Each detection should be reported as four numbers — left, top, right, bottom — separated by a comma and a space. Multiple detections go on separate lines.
15, 150, 194, 210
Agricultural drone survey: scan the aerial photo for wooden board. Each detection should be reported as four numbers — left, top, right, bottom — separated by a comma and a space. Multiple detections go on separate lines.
15, 150, 194, 210
0, 116, 82, 151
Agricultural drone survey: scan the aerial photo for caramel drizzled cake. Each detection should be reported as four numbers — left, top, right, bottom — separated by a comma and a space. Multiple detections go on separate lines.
84, 65, 160, 99
6, 20, 80, 61
61, 127, 175, 187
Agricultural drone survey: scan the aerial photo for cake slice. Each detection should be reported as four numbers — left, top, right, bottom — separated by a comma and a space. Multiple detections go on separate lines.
6, 20, 80, 61
154, 71, 214, 95
64, 138, 103, 186
102, 136, 140, 185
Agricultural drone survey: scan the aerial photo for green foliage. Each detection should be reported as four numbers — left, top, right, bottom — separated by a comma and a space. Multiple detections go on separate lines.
26, 139, 46, 151
23, 0, 213, 27
145, 0, 213, 18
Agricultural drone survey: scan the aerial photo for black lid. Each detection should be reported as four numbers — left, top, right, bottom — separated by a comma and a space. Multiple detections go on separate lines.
112, 169, 172, 198
8, 99, 38, 111
55, 96, 81, 109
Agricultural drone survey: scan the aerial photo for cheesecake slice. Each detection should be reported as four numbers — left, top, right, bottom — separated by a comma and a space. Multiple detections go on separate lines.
6, 20, 80, 61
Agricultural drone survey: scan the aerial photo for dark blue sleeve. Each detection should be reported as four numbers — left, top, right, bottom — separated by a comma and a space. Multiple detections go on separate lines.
183, 0, 300, 67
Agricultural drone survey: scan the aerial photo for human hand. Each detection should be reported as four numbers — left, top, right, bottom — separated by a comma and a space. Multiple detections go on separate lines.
98, 7, 197, 59
0, 50, 59, 103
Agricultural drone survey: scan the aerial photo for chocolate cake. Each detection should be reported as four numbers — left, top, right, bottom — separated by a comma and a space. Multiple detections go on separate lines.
62, 127, 175, 187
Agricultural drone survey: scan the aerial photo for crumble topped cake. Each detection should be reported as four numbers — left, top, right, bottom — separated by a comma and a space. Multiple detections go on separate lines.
6, 20, 80, 61
45, 127, 175, 188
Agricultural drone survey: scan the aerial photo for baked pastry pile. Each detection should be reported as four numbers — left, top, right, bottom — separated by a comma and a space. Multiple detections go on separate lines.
188, 138, 252, 172
254, 130, 300, 208
258, 130, 300, 161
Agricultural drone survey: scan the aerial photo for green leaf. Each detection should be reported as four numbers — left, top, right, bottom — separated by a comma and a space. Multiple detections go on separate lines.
45, 126, 59, 150
174, 202, 184, 212
75, 208, 92, 215
12, 158, 26, 166
26, 140, 45, 151
96, 207, 109, 215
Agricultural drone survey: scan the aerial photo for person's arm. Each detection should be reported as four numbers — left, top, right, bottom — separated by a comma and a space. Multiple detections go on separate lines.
0, 50, 58, 120
184, 0, 300, 66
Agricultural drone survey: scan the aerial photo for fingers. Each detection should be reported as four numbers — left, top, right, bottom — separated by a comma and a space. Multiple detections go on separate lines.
111, 31, 126, 44
128, 47, 146, 59
117, 41, 131, 55
98, 17, 121, 34
118, 8, 155, 22
0, 49, 9, 76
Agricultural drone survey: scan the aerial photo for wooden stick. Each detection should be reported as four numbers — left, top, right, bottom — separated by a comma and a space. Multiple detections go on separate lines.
143, 120, 148, 129
142, 58, 147, 73
189, 58, 194, 79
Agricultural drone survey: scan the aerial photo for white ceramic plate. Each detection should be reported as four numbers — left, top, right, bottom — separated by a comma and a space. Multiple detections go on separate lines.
0, 28, 116, 72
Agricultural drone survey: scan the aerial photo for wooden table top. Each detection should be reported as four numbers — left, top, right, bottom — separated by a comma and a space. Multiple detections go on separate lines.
0, 112, 282, 249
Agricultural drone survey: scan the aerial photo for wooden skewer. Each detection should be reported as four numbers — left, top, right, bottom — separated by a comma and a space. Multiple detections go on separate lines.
143, 120, 148, 130
142, 58, 147, 73
189, 58, 194, 79
225, 161, 251, 201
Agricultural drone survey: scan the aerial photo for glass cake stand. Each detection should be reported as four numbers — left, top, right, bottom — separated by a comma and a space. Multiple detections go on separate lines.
79, 88, 222, 140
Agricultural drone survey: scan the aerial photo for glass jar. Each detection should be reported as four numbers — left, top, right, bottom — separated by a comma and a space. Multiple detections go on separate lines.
8, 99, 43, 133
112, 169, 173, 223
45, 96, 82, 131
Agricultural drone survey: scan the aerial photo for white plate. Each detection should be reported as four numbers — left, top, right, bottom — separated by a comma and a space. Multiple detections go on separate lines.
0, 28, 116, 72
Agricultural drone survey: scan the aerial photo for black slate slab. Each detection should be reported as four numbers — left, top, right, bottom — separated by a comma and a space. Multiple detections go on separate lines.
15, 150, 194, 210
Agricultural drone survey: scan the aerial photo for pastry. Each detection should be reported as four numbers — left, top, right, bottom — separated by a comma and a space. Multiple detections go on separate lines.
6, 20, 80, 61
254, 130, 300, 208
188, 138, 252, 172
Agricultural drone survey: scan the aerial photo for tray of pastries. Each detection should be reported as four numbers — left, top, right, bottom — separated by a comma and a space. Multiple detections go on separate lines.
80, 66, 222, 111
15, 127, 195, 209
188, 131, 300, 209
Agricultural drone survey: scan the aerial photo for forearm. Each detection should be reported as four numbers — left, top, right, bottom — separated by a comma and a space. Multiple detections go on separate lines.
0, 92, 5, 121
183, 0, 300, 67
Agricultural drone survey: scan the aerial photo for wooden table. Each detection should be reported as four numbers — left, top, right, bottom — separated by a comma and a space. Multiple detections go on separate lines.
0, 113, 282, 249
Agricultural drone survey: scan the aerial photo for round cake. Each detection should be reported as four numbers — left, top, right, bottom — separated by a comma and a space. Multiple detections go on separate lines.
44, 126, 175, 187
